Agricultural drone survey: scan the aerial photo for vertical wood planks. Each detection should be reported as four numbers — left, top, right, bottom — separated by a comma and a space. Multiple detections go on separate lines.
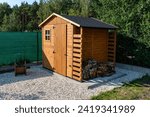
66, 24, 73, 78
54, 24, 67, 76
41, 15, 117, 82
82, 28, 108, 62
42, 26, 54, 70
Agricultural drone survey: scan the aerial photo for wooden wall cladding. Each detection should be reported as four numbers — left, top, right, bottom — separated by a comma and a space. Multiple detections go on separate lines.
72, 27, 83, 81
82, 28, 108, 62
42, 16, 67, 70
66, 23, 73, 78
107, 31, 116, 64
42, 26, 54, 70
41, 15, 116, 82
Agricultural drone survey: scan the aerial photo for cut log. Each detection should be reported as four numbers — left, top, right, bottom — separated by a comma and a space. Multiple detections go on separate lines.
82, 59, 115, 79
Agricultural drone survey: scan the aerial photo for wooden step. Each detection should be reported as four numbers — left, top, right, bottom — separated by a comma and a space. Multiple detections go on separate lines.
108, 41, 114, 44
108, 55, 114, 58
73, 34, 81, 38
73, 57, 81, 62
73, 48, 81, 53
108, 42, 114, 45
73, 75, 81, 81
108, 57, 114, 59
108, 58, 114, 61
73, 44, 81, 48
73, 62, 81, 67
108, 47, 114, 50
108, 44, 114, 46
108, 51, 114, 54
73, 71, 81, 77
73, 53, 81, 58
109, 36, 114, 38
108, 50, 115, 53
108, 38, 115, 43
109, 34, 114, 36
108, 53, 114, 56
73, 66, 81, 72
74, 39, 81, 43
108, 44, 115, 47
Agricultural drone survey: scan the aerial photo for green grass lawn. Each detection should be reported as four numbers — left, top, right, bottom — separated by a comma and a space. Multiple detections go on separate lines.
92, 75, 150, 100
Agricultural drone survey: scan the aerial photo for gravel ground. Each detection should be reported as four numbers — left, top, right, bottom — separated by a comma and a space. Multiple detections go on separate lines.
0, 65, 145, 100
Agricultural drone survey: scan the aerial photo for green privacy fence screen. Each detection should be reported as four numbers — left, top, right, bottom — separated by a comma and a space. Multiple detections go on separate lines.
0, 32, 42, 66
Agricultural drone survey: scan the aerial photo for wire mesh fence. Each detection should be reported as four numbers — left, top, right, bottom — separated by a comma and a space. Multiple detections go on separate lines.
0, 32, 42, 66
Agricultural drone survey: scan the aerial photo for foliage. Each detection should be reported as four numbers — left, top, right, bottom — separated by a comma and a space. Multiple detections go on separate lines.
37, 0, 50, 23
15, 55, 26, 66
117, 34, 150, 68
0, 1, 39, 31
92, 75, 150, 100
0, 0, 149, 67
0, 2, 12, 26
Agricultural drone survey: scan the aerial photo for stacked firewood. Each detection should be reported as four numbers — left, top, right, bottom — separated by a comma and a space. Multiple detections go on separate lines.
82, 60, 115, 80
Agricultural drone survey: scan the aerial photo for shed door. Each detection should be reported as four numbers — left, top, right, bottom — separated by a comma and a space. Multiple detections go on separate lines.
54, 24, 67, 76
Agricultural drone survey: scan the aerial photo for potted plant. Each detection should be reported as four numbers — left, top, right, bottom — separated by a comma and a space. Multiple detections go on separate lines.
14, 57, 27, 76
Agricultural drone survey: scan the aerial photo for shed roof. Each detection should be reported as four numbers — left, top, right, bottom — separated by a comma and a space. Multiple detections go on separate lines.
39, 13, 117, 29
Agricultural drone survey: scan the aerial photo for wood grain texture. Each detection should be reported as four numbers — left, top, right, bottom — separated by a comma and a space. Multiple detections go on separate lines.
42, 26, 54, 70
41, 15, 116, 82
82, 28, 108, 62
66, 23, 73, 78
107, 31, 116, 65
54, 24, 67, 76
42, 16, 68, 76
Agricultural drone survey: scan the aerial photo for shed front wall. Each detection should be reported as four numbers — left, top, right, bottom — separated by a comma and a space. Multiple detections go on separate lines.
42, 16, 74, 77
42, 25, 54, 70
82, 28, 108, 62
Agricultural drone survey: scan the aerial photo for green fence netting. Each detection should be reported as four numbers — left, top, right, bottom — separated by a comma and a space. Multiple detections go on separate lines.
0, 32, 42, 66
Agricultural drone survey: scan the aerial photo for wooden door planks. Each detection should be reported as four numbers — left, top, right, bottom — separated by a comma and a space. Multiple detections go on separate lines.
54, 24, 67, 76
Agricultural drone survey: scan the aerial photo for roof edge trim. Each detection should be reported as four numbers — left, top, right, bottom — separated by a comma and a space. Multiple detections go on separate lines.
91, 18, 118, 29
39, 13, 80, 28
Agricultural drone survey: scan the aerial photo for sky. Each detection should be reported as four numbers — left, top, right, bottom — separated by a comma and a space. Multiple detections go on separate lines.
0, 0, 39, 7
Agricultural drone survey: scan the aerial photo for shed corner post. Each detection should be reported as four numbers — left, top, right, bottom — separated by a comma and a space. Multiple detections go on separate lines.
114, 29, 117, 66
36, 31, 39, 64
80, 27, 83, 82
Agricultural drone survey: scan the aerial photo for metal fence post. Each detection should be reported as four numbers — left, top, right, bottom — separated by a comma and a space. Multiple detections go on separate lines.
37, 32, 39, 64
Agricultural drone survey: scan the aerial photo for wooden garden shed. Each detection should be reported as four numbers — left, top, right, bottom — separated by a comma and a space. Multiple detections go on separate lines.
39, 13, 117, 81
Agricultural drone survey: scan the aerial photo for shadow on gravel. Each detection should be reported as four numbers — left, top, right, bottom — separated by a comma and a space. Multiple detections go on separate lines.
124, 75, 150, 87
0, 92, 42, 100
0, 67, 53, 86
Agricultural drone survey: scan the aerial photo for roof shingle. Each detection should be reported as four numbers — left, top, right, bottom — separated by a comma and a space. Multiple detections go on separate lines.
61, 15, 117, 29
39, 13, 117, 29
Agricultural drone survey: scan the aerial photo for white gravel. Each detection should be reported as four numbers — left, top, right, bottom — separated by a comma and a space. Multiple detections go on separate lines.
0, 65, 145, 100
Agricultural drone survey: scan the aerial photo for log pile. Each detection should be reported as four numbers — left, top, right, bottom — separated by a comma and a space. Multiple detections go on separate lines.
82, 60, 115, 80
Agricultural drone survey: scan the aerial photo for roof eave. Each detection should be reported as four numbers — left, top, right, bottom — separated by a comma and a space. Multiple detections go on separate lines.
81, 26, 117, 29
91, 17, 118, 29
39, 13, 80, 28
38, 13, 54, 28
